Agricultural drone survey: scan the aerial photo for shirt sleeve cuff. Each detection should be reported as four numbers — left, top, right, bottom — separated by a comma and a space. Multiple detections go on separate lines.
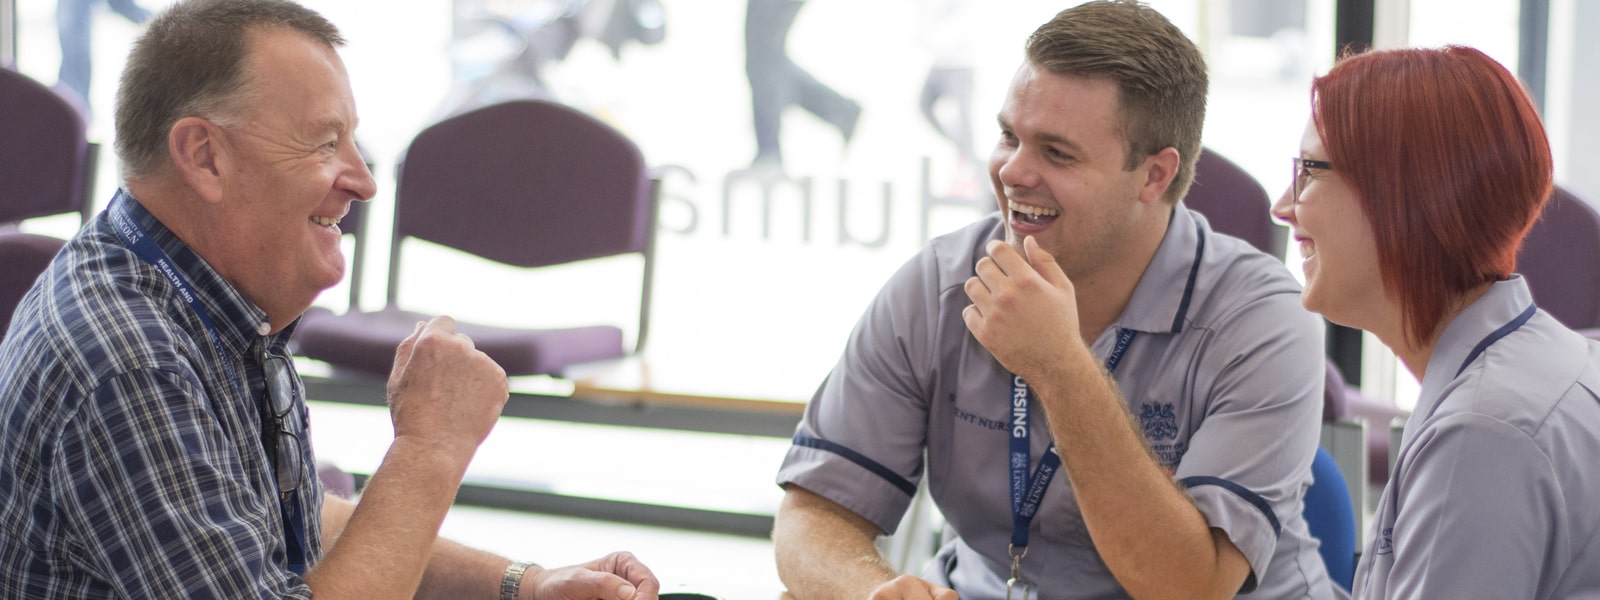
1180, 476, 1280, 593
777, 440, 918, 534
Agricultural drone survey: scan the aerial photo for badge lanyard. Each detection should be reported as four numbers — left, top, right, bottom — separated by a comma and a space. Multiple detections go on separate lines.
1005, 328, 1137, 599
109, 193, 310, 575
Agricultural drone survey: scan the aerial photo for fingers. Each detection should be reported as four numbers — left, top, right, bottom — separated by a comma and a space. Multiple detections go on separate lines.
422, 314, 458, 335
984, 239, 1029, 275
390, 321, 424, 373
972, 239, 1035, 297
868, 575, 957, 600
542, 567, 644, 600
578, 570, 637, 600
386, 322, 426, 403
385, 314, 508, 451
596, 551, 660, 596
1022, 236, 1068, 288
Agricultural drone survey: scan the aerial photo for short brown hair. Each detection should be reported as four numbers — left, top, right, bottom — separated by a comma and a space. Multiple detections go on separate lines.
1025, 0, 1208, 203
1314, 46, 1552, 345
114, 0, 345, 181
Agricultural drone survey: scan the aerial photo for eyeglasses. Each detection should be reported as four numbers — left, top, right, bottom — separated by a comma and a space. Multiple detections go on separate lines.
263, 354, 306, 497
1292, 157, 1334, 202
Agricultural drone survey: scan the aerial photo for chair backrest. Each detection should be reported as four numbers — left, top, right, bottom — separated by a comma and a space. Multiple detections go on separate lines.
0, 67, 93, 225
386, 99, 657, 349
1183, 147, 1287, 259
0, 232, 67, 342
1518, 186, 1600, 330
388, 99, 652, 287
1304, 446, 1357, 592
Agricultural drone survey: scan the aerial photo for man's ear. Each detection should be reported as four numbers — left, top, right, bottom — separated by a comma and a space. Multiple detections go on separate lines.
168, 116, 227, 205
1138, 146, 1182, 205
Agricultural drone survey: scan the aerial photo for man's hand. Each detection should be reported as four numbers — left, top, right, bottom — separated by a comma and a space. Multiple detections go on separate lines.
522, 552, 662, 600
962, 236, 1087, 383
385, 316, 509, 460
867, 575, 959, 600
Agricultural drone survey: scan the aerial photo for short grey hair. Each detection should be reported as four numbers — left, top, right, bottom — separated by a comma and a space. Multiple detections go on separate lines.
114, 0, 345, 182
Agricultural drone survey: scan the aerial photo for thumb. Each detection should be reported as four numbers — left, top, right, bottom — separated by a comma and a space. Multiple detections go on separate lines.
390, 321, 424, 376
1023, 236, 1068, 286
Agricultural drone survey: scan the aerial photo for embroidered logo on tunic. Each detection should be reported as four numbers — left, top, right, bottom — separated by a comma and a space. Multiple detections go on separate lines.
1139, 402, 1179, 441
1375, 527, 1394, 555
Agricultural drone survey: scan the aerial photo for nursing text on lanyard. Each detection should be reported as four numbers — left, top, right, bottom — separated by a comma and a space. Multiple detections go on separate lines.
1005, 327, 1137, 600
108, 193, 311, 575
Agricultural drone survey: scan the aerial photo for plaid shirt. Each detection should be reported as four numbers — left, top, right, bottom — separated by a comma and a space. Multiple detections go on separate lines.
0, 191, 322, 599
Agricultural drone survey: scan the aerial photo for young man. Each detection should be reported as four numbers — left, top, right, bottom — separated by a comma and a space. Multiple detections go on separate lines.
773, 2, 1338, 598
0, 1, 658, 598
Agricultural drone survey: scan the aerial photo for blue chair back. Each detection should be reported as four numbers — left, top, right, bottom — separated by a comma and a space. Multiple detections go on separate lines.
1305, 446, 1357, 591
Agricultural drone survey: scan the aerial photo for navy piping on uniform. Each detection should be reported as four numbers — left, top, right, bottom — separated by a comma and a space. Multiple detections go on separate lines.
1171, 220, 1206, 333
1455, 303, 1537, 377
793, 434, 918, 496
1179, 476, 1282, 537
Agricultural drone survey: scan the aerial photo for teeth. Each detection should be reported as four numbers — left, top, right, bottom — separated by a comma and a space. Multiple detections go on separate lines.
310, 215, 340, 226
1009, 201, 1060, 217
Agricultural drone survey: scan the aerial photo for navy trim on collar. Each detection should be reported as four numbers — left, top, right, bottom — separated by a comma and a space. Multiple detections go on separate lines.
1171, 219, 1206, 333
1455, 303, 1537, 378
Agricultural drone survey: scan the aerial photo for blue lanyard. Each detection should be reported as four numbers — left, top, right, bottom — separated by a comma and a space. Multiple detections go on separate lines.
1009, 327, 1137, 549
109, 193, 244, 396
109, 193, 309, 574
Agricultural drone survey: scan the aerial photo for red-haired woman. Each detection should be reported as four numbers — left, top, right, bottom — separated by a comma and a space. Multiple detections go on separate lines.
1271, 46, 1600, 599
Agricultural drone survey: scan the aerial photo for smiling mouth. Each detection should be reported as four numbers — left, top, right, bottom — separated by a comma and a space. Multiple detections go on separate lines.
310, 215, 341, 227
1010, 200, 1061, 227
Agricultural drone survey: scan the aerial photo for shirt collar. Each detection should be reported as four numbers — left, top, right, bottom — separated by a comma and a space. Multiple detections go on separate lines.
1116, 203, 1208, 335
1415, 275, 1536, 413
113, 189, 281, 354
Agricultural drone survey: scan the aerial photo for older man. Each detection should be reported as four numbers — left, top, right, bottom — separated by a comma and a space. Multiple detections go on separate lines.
0, 1, 658, 598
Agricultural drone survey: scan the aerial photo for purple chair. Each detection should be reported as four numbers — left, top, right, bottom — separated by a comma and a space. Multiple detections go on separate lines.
1, 68, 98, 344
0, 233, 68, 342
1518, 186, 1600, 337
0, 66, 96, 227
294, 99, 657, 377
1181, 147, 1288, 259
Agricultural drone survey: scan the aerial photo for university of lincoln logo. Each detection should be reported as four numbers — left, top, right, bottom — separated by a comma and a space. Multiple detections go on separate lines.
1139, 402, 1179, 441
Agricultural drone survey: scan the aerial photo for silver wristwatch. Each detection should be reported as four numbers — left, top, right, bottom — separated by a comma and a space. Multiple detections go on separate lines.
500, 560, 534, 600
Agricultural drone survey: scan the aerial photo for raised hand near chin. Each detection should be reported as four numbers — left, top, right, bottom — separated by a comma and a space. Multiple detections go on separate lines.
961, 236, 1087, 384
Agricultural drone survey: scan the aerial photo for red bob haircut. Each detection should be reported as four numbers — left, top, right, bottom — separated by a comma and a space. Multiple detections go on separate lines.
1312, 46, 1553, 345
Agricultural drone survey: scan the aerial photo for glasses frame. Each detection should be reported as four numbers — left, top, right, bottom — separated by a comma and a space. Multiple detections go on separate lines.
1292, 157, 1334, 202
262, 353, 306, 497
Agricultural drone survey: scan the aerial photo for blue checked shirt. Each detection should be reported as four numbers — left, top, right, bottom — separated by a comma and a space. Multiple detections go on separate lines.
0, 191, 322, 598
